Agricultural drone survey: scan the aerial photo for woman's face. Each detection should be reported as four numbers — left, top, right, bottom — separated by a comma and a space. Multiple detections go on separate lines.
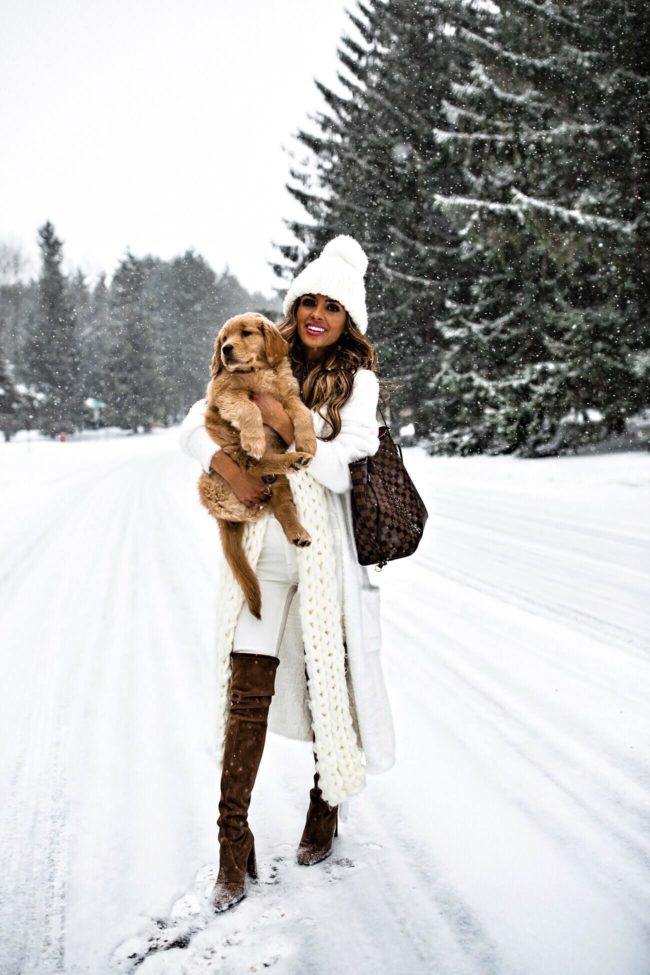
295, 293, 347, 360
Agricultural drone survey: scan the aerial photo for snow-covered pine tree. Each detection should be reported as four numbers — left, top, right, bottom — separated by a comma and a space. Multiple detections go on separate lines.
564, 0, 650, 437
104, 253, 162, 432
151, 251, 218, 422
424, 0, 649, 455
152, 253, 271, 423
0, 342, 21, 441
78, 274, 114, 421
26, 222, 81, 436
0, 249, 29, 439
68, 269, 99, 426
275, 0, 475, 422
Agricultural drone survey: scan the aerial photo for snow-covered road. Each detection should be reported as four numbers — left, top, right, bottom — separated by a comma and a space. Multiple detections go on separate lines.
1, 431, 649, 975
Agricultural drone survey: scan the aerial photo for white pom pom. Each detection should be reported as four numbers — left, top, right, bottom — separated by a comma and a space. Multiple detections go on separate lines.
321, 235, 368, 276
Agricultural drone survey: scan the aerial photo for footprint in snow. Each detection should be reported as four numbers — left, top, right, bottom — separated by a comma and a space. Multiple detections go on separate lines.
111, 848, 363, 973
110, 915, 205, 972
110, 860, 294, 973
109, 866, 217, 972
261, 854, 287, 887
323, 856, 358, 883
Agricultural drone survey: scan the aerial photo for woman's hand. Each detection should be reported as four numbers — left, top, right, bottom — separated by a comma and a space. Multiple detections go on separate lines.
209, 451, 273, 507
251, 392, 294, 446
230, 469, 273, 507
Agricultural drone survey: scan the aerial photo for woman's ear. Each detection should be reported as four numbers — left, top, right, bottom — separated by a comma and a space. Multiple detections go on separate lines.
210, 331, 225, 378
262, 320, 289, 368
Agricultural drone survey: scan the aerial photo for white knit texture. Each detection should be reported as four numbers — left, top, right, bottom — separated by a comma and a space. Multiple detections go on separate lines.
213, 469, 366, 806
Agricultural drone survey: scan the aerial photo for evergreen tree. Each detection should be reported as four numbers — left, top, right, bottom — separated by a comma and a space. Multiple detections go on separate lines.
274, 0, 475, 422
69, 269, 93, 412
0, 275, 43, 440
148, 253, 271, 424
157, 252, 221, 420
0, 278, 36, 383
0, 340, 21, 441
27, 222, 81, 435
0, 242, 28, 287
104, 253, 161, 432
423, 0, 649, 454
80, 273, 112, 414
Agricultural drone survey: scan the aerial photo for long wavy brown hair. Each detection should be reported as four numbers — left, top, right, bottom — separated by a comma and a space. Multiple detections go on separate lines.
277, 299, 378, 442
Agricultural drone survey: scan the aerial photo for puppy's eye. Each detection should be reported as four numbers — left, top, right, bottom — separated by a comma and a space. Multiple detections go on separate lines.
241, 330, 251, 337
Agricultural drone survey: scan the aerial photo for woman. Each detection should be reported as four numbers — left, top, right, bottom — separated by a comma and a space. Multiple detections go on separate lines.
179, 235, 395, 913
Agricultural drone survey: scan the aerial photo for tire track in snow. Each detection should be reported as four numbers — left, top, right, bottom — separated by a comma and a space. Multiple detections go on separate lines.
0, 456, 143, 591
61, 450, 227, 973
0, 456, 145, 975
1, 442, 220, 974
381, 544, 650, 931
416, 547, 648, 656
432, 489, 648, 565
385, 582, 650, 855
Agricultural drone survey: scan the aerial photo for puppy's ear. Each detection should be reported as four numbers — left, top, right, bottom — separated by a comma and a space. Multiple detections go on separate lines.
210, 331, 225, 378
262, 320, 289, 369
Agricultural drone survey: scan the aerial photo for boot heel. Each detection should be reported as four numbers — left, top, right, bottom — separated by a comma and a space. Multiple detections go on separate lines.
334, 809, 339, 838
246, 842, 258, 879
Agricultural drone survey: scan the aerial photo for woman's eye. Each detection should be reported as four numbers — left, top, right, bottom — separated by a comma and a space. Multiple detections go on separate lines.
301, 296, 316, 306
326, 303, 340, 312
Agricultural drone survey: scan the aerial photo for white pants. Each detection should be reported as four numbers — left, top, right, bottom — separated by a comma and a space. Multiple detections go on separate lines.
233, 518, 299, 657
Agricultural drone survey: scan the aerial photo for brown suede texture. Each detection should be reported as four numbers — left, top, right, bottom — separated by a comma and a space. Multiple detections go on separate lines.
296, 771, 339, 866
212, 652, 279, 911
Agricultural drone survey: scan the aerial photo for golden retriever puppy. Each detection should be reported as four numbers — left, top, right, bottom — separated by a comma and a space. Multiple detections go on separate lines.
198, 313, 317, 619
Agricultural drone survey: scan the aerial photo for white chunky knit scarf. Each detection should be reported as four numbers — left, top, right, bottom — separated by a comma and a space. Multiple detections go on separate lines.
213, 468, 366, 806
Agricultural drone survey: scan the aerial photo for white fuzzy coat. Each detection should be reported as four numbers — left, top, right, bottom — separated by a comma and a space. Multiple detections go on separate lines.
178, 368, 396, 796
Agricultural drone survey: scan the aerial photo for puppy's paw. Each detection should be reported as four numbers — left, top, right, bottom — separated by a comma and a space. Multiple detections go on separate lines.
290, 529, 312, 547
277, 452, 304, 470
290, 452, 313, 469
295, 437, 317, 456
240, 435, 266, 461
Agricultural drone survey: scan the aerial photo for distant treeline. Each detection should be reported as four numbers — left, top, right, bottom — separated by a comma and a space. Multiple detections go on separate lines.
274, 0, 649, 456
0, 224, 275, 439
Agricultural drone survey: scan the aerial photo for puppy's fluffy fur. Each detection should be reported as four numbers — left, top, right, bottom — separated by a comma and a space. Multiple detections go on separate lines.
198, 313, 317, 619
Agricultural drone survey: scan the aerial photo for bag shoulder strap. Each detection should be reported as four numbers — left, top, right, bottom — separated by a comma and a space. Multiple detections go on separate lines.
377, 401, 390, 431
375, 401, 403, 460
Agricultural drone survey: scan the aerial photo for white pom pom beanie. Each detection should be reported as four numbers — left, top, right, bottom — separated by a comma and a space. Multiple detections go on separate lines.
282, 235, 369, 334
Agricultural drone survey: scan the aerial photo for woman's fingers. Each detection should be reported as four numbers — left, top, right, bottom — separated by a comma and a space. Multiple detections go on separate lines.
236, 473, 272, 507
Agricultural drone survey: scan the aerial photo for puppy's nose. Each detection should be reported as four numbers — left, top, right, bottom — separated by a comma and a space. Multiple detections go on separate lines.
222, 343, 234, 356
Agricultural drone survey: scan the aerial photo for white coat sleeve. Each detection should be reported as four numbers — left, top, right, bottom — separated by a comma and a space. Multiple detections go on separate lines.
307, 369, 380, 494
178, 398, 221, 473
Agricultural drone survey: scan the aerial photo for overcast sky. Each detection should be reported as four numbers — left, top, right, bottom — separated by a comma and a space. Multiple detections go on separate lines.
0, 0, 350, 295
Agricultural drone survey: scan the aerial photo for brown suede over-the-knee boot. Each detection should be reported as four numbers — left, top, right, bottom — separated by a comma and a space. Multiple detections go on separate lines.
212, 651, 279, 912
296, 770, 339, 866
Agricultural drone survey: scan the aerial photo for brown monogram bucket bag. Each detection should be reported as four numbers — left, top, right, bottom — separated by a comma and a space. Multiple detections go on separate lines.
349, 405, 428, 569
